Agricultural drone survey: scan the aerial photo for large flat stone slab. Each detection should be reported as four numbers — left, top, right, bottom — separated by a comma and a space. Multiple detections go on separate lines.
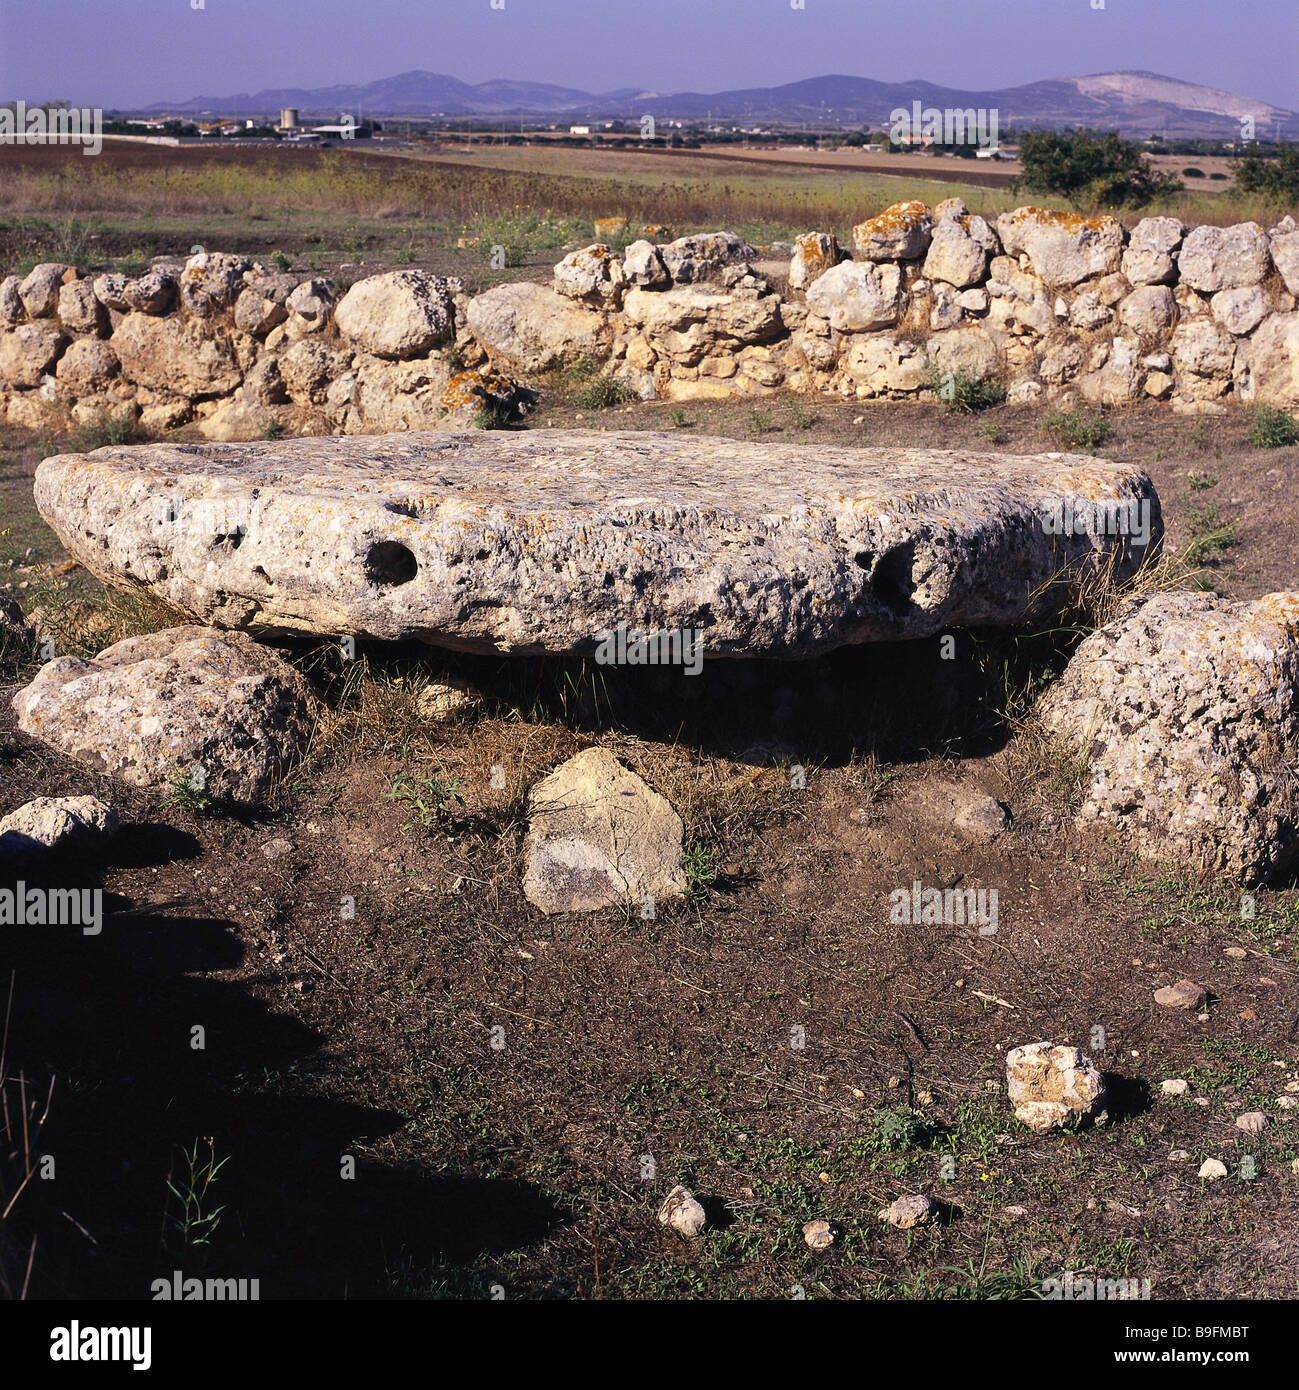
34, 431, 1160, 658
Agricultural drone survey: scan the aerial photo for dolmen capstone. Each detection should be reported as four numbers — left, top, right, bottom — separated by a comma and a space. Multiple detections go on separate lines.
33, 430, 1160, 657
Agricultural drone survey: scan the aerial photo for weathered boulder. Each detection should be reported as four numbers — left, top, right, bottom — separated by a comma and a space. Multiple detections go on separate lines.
285, 277, 335, 334
622, 239, 670, 289
658, 1185, 707, 1237
1006, 1043, 1107, 1132
923, 212, 997, 288
234, 286, 289, 337
0, 322, 66, 387
853, 201, 932, 261
278, 337, 347, 405
926, 326, 1001, 382
334, 271, 454, 358
1169, 318, 1236, 401
0, 796, 117, 859
437, 367, 537, 426
1040, 591, 1299, 883
1271, 223, 1299, 297
521, 747, 686, 914
466, 282, 608, 371
1118, 285, 1176, 338
110, 312, 241, 396
658, 231, 755, 284
789, 232, 841, 291
55, 337, 119, 393
554, 244, 626, 303
622, 283, 783, 363
1121, 217, 1183, 287
33, 430, 1160, 656
1, 275, 25, 327
1177, 222, 1271, 293
57, 279, 105, 336
1210, 285, 1271, 337
344, 354, 453, 432
985, 256, 1056, 336
122, 267, 177, 315
839, 335, 928, 395
178, 251, 250, 317
11, 627, 319, 803
18, 264, 74, 318
1251, 312, 1299, 407
197, 399, 282, 442
804, 261, 904, 332
996, 208, 1123, 288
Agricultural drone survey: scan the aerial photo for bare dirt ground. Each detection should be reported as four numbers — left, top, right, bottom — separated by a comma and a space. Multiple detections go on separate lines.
3, 393, 1298, 1300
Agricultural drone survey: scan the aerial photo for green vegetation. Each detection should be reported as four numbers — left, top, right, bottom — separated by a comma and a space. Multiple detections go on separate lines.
1245, 403, 1299, 449
1042, 406, 1111, 452
926, 365, 1007, 413
386, 771, 467, 829
1016, 128, 1183, 210
1234, 143, 1299, 204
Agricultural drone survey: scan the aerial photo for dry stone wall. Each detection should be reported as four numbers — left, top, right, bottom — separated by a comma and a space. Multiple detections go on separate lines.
3, 203, 1299, 439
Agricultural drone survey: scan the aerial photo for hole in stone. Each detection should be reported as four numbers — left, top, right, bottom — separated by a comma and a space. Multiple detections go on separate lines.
366, 540, 418, 586
870, 542, 916, 612
854, 548, 875, 571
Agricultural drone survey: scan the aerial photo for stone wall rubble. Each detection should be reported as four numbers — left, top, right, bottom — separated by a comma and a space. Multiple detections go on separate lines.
3, 202, 1298, 439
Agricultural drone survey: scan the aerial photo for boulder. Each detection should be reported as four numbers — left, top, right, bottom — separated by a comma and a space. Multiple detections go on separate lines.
466, 282, 608, 371
12, 627, 319, 803
437, 367, 537, 426
1210, 285, 1271, 337
285, 278, 335, 333
32, 430, 1161, 656
1270, 225, 1299, 297
122, 267, 177, 315
622, 239, 669, 289
1169, 319, 1236, 402
852, 200, 932, 261
522, 748, 686, 914
1251, 311, 1299, 407
926, 326, 1000, 382
995, 208, 1123, 288
0, 796, 117, 859
1121, 217, 1183, 287
1040, 590, 1299, 883
622, 284, 783, 363
1177, 222, 1271, 293
658, 231, 755, 284
0, 275, 24, 327
1118, 285, 1176, 338
804, 261, 904, 332
0, 322, 66, 387
923, 212, 997, 288
839, 335, 928, 395
344, 354, 453, 432
55, 337, 119, 393
279, 338, 347, 405
789, 231, 841, 291
57, 279, 105, 336
178, 251, 251, 317
18, 264, 74, 319
1006, 1043, 1107, 1132
554, 244, 626, 304
91, 272, 131, 312
334, 271, 454, 358
985, 256, 1055, 336
234, 286, 289, 337
110, 313, 240, 396
197, 399, 281, 442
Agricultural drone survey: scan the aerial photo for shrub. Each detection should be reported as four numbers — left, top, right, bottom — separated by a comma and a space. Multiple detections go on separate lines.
572, 374, 635, 410
1245, 404, 1299, 449
1042, 406, 1111, 452
926, 365, 1007, 413
1234, 142, 1299, 203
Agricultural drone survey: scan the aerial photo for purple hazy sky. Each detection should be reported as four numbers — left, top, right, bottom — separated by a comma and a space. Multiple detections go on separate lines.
3, 0, 1296, 111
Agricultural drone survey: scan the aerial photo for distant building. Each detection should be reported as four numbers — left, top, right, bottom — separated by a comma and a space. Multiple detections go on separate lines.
569, 125, 591, 135
280, 107, 299, 130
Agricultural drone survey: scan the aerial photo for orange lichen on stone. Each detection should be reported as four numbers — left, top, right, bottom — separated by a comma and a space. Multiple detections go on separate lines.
854, 200, 930, 239
1001, 206, 1118, 234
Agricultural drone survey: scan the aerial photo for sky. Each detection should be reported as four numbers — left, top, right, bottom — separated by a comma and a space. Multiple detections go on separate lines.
2, 0, 1297, 112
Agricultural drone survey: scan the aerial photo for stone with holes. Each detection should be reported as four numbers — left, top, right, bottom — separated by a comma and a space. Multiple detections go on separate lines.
1041, 591, 1299, 884
31, 431, 1161, 656
1006, 1043, 1107, 1132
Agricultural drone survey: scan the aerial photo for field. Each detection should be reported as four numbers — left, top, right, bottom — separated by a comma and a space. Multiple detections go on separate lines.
2, 139, 1299, 1304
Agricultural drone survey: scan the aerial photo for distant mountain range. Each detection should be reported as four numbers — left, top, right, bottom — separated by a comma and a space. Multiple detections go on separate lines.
139, 69, 1298, 139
